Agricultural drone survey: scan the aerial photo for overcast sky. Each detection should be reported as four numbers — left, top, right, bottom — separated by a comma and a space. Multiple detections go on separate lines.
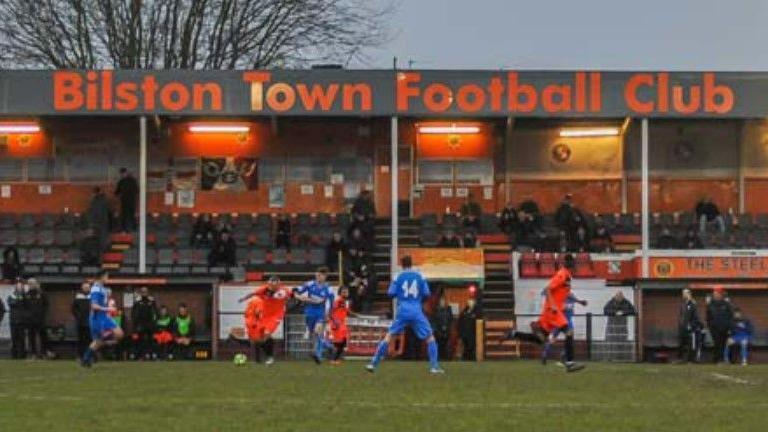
364, 0, 768, 70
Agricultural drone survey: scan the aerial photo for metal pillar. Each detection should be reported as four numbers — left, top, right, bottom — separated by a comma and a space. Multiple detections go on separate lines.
390, 116, 399, 275
641, 118, 650, 277
139, 116, 148, 274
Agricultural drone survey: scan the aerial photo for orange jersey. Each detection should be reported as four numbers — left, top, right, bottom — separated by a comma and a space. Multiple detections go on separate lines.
545, 267, 572, 311
253, 285, 292, 320
244, 297, 264, 328
329, 297, 351, 342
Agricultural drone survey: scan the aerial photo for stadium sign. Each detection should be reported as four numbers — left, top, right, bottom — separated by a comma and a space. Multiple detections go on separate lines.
0, 69, 766, 117
650, 256, 768, 279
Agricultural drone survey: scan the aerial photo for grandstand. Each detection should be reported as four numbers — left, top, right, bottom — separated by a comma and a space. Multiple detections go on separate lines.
1, 70, 768, 365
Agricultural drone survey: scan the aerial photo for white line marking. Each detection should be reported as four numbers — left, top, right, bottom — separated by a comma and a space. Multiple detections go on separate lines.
711, 372, 751, 385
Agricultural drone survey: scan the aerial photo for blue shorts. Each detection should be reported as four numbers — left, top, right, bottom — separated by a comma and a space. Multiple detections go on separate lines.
550, 313, 574, 338
89, 315, 117, 340
305, 313, 325, 333
732, 335, 750, 344
388, 309, 433, 340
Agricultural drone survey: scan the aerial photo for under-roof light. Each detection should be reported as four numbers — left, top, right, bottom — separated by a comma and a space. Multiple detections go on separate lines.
188, 124, 250, 133
418, 125, 480, 134
559, 128, 620, 137
0, 123, 41, 133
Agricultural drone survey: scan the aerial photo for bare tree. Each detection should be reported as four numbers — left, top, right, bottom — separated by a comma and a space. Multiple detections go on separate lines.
0, 0, 393, 69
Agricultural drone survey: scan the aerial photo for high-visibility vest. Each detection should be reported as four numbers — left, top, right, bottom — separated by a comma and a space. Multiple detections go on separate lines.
175, 315, 192, 336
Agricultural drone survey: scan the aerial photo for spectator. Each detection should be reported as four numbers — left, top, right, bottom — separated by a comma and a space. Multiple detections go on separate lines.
325, 232, 346, 270
462, 230, 478, 248
172, 303, 195, 360
349, 212, 375, 246
114, 167, 139, 232
7, 279, 28, 359
695, 197, 726, 234
571, 225, 590, 252
460, 193, 481, 232
458, 298, 480, 361
79, 228, 103, 266
706, 286, 733, 364
603, 291, 636, 342
590, 224, 614, 252
191, 214, 215, 247
347, 228, 367, 253
555, 193, 586, 240
725, 308, 753, 366
498, 202, 520, 236
678, 289, 703, 363
1, 246, 22, 281
348, 261, 376, 314
519, 196, 542, 228
72, 282, 92, 360
131, 287, 157, 360
439, 230, 462, 248
656, 227, 678, 249
430, 295, 453, 361
556, 230, 569, 253
351, 190, 376, 220
0, 294, 5, 338
275, 214, 292, 251
26, 278, 49, 359
683, 227, 703, 249
209, 229, 237, 267
153, 305, 174, 360
85, 187, 112, 252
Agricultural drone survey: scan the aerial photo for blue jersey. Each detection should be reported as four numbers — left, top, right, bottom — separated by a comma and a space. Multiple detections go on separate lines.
89, 282, 108, 320
389, 270, 430, 314
732, 318, 753, 339
295, 280, 334, 316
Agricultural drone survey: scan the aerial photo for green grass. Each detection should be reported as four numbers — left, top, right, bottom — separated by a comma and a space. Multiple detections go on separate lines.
0, 360, 765, 432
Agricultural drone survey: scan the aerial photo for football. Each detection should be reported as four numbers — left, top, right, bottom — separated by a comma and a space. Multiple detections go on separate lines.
233, 353, 248, 365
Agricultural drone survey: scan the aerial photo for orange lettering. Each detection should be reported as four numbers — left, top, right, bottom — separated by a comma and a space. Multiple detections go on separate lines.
242, 72, 271, 111
625, 74, 654, 114
507, 72, 537, 112
456, 84, 486, 112
159, 82, 190, 111
193, 83, 222, 110
115, 82, 138, 110
342, 84, 372, 111
53, 72, 83, 110
423, 83, 453, 112
704, 73, 734, 114
296, 84, 339, 111
397, 72, 421, 111
266, 83, 296, 112
542, 85, 571, 112
672, 85, 701, 114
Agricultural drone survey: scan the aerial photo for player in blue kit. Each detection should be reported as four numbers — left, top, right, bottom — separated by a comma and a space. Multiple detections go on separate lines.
80, 271, 124, 368
293, 267, 335, 364
366, 256, 444, 374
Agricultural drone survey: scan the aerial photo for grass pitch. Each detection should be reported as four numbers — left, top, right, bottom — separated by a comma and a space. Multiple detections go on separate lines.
0, 359, 765, 432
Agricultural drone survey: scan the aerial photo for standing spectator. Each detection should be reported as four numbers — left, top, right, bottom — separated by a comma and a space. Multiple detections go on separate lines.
86, 187, 112, 252
695, 197, 726, 234
172, 303, 195, 360
190, 214, 215, 248
458, 298, 480, 361
153, 305, 174, 360
678, 289, 703, 363
325, 232, 346, 270
430, 295, 454, 361
460, 193, 481, 232
114, 167, 139, 232
439, 230, 462, 248
275, 214, 292, 251
208, 229, 237, 267
26, 279, 48, 359
725, 308, 753, 366
603, 291, 636, 342
71, 282, 92, 360
131, 287, 157, 360
2, 246, 22, 281
499, 202, 520, 236
7, 279, 28, 359
706, 286, 733, 364
351, 190, 376, 220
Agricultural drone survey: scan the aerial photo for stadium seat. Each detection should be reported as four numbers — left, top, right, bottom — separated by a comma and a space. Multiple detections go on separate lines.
18, 230, 36, 247
420, 213, 438, 227
308, 248, 325, 265
479, 214, 498, 233
335, 213, 350, 228
157, 248, 175, 265
38, 230, 55, 246
54, 230, 74, 247
249, 249, 267, 265
519, 253, 539, 278
254, 214, 272, 230
253, 230, 271, 247
47, 248, 64, 264
176, 248, 198, 265
18, 214, 37, 229
0, 214, 16, 229
419, 229, 440, 247
538, 253, 556, 277
316, 213, 332, 227
573, 253, 595, 278
271, 249, 288, 264
123, 249, 138, 266
63, 249, 81, 265
233, 230, 250, 246
296, 213, 313, 227
442, 214, 459, 229
0, 230, 18, 246
145, 249, 158, 266
40, 214, 57, 229
292, 250, 308, 265
27, 248, 45, 264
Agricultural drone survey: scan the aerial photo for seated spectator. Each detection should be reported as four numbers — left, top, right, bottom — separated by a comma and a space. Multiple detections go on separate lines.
172, 303, 195, 360
656, 227, 679, 249
519, 196, 541, 224
348, 261, 376, 313
683, 227, 703, 249
462, 231, 479, 248
191, 214, 215, 247
326, 232, 346, 270
275, 214, 292, 251
439, 231, 462, 248
460, 194, 481, 232
80, 228, 103, 266
499, 202, 520, 236
347, 227, 367, 252
349, 212, 375, 245
725, 308, 753, 366
590, 224, 614, 252
2, 246, 22, 281
555, 193, 586, 240
351, 190, 376, 220
516, 213, 542, 249
153, 305, 174, 360
208, 229, 237, 267
571, 225, 590, 252
695, 197, 725, 234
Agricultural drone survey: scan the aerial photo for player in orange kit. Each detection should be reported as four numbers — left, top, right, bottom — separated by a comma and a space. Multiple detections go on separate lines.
505, 254, 584, 373
328, 286, 356, 364
239, 275, 292, 365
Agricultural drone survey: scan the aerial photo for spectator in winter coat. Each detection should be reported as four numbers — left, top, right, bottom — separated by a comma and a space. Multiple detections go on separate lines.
114, 167, 139, 232
499, 202, 520, 236
131, 287, 157, 360
191, 214, 215, 247
460, 194, 482, 232
1, 246, 22, 281
683, 227, 703, 249
678, 289, 703, 363
656, 227, 679, 249
26, 279, 48, 359
430, 296, 454, 360
603, 291, 636, 342
725, 308, 753, 366
706, 286, 734, 364
458, 298, 480, 361
86, 187, 112, 252
590, 224, 614, 252
209, 230, 237, 267
275, 214, 292, 251
7, 279, 28, 359
325, 232, 346, 270
439, 231, 462, 248
72, 282, 92, 360
351, 190, 376, 220
695, 197, 726, 234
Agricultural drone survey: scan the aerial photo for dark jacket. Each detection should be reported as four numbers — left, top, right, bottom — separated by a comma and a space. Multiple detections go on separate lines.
439, 236, 462, 248
72, 291, 91, 328
707, 299, 734, 332
209, 237, 237, 266
0, 296, 5, 326
679, 299, 702, 333
499, 207, 519, 233
458, 305, 480, 339
7, 289, 29, 326
431, 305, 453, 339
131, 295, 157, 332
695, 201, 720, 221
603, 298, 636, 316
27, 288, 48, 327
115, 175, 139, 206
2, 246, 22, 281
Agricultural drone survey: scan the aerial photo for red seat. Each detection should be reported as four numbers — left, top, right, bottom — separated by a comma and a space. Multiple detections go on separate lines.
519, 253, 539, 278
574, 253, 595, 278
539, 253, 556, 277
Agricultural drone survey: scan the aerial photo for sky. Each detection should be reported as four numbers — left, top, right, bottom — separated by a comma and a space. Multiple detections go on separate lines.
364, 0, 768, 70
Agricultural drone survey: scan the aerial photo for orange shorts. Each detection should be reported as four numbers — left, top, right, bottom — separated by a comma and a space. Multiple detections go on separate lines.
538, 309, 568, 334
153, 330, 173, 345
247, 318, 281, 341
330, 325, 348, 343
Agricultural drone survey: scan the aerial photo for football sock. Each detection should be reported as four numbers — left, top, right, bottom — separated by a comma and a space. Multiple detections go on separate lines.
371, 340, 389, 366
333, 342, 346, 361
83, 347, 94, 363
263, 338, 274, 357
427, 339, 439, 369
314, 336, 326, 360
564, 334, 575, 363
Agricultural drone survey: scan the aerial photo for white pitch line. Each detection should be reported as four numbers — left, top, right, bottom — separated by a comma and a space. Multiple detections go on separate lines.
711, 372, 751, 385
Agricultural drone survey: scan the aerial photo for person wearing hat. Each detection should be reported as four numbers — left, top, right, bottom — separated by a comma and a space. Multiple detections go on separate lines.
706, 286, 734, 364
208, 229, 237, 267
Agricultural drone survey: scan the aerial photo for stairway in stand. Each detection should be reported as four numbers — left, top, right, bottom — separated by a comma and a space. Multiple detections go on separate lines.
370, 217, 397, 316
478, 233, 520, 360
